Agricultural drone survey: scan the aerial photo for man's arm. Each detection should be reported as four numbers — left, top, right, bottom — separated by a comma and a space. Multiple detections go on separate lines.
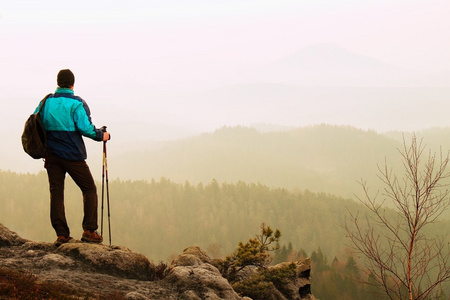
73, 101, 105, 141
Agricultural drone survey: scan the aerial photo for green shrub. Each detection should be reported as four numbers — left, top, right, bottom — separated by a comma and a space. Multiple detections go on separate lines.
215, 223, 281, 282
232, 273, 275, 299
262, 263, 297, 298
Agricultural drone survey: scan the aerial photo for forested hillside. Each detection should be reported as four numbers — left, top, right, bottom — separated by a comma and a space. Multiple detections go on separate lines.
2, 170, 449, 265
113, 125, 405, 199
385, 127, 450, 150
0, 170, 365, 262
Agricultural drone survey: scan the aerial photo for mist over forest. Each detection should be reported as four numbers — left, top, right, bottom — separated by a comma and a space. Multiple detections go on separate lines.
3, 125, 450, 256
3, 123, 450, 299
3, 42, 450, 299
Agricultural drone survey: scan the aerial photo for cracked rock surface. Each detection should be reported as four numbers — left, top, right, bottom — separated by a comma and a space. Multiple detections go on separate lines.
0, 224, 314, 299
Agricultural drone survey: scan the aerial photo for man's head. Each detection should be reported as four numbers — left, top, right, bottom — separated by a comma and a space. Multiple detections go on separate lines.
57, 69, 75, 88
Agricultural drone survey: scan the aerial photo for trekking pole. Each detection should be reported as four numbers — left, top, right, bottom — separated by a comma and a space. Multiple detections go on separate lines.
101, 126, 112, 245
100, 128, 106, 238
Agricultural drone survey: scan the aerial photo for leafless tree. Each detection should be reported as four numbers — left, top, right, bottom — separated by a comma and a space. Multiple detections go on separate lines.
345, 134, 450, 300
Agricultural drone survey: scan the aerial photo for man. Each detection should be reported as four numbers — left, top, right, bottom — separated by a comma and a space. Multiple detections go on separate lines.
35, 69, 110, 246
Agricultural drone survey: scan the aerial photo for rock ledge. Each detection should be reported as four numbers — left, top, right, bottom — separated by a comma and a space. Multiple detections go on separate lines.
0, 224, 314, 299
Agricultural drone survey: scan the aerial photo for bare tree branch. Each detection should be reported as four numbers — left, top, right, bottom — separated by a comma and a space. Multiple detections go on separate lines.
346, 134, 450, 300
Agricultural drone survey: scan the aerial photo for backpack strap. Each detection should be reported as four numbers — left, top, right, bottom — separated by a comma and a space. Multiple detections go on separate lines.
38, 94, 53, 160
37, 94, 52, 114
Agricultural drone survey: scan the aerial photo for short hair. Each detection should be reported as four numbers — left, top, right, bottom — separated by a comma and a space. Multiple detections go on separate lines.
57, 69, 75, 88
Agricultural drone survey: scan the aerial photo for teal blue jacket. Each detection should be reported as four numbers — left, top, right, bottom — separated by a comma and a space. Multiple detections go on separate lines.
34, 88, 103, 161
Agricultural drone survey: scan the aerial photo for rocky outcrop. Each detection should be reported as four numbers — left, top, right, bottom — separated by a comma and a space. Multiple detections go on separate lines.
0, 232, 163, 298
55, 242, 155, 280
0, 223, 28, 246
268, 260, 313, 300
0, 224, 314, 299
166, 246, 242, 299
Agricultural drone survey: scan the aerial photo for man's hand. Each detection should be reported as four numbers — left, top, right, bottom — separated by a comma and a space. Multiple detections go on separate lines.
103, 132, 110, 141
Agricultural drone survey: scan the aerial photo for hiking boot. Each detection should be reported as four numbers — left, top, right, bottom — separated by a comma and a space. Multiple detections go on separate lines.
81, 230, 103, 243
54, 236, 73, 247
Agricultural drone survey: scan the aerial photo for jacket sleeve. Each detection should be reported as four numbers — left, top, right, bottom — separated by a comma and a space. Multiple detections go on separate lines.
73, 100, 104, 141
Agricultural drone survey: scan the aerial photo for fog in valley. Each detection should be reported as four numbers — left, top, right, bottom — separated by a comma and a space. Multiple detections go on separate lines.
2, 1, 450, 297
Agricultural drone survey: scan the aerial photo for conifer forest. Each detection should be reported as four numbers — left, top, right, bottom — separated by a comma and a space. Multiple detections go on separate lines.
2, 126, 450, 299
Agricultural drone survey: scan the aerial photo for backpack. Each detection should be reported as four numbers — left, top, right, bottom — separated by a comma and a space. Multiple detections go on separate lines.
21, 94, 52, 159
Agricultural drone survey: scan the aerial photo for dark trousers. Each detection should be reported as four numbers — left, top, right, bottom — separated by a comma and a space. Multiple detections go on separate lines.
45, 155, 98, 237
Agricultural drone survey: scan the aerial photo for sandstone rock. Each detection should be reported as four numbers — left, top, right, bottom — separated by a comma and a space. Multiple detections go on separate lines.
0, 224, 316, 299
180, 290, 202, 300
125, 291, 151, 300
38, 253, 75, 268
266, 258, 314, 300
170, 246, 213, 267
166, 246, 242, 299
0, 223, 28, 247
56, 241, 155, 280
234, 257, 314, 300
0, 223, 162, 298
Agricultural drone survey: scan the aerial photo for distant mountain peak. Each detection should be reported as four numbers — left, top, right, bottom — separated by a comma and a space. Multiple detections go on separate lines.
254, 43, 421, 86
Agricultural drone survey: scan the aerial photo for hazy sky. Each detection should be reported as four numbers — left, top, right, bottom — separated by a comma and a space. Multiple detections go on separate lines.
2, 0, 450, 173
2, 0, 449, 95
